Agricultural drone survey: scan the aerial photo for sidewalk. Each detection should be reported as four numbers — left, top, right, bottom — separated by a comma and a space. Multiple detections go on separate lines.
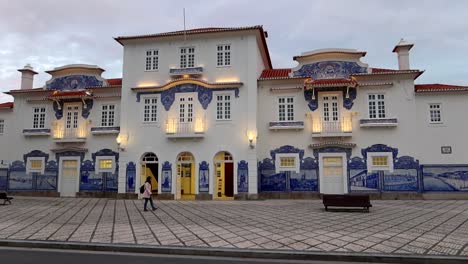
0, 197, 467, 258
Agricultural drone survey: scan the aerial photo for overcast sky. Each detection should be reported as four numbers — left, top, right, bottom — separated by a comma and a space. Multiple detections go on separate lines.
1, 0, 467, 102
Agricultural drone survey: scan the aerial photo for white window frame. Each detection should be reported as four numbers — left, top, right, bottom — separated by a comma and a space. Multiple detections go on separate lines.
142, 96, 159, 123
100, 104, 116, 127
145, 49, 159, 71
27, 157, 45, 174
95, 156, 115, 173
428, 103, 443, 124
216, 44, 231, 67
367, 93, 386, 119
215, 92, 233, 121
277, 96, 295, 122
367, 152, 393, 172
180, 47, 195, 68
275, 153, 300, 173
0, 119, 4, 135
32, 106, 47, 129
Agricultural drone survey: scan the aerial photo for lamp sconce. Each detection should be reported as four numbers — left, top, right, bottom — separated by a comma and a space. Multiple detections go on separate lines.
116, 133, 128, 152
248, 132, 255, 149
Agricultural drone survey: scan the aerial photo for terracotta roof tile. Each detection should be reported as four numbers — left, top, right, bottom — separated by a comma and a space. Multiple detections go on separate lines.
305, 78, 356, 87
371, 68, 400, 73
0, 102, 13, 109
415, 83, 468, 92
48, 90, 91, 98
106, 78, 122, 86
259, 68, 291, 79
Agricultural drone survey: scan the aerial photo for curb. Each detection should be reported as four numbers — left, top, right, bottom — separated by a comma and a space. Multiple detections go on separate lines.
0, 239, 467, 264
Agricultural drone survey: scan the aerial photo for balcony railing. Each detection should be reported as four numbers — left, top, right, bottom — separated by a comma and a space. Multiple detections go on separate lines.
310, 115, 353, 137
166, 117, 205, 138
52, 120, 88, 142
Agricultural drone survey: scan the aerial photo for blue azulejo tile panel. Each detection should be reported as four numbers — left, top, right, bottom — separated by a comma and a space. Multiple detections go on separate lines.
104, 172, 118, 192
290, 170, 318, 191
8, 161, 31, 190
422, 165, 468, 192
258, 158, 286, 192
199, 161, 209, 193
126, 162, 136, 193
0, 169, 7, 190
383, 169, 419, 191
237, 160, 248, 193
350, 170, 380, 192
161, 161, 172, 193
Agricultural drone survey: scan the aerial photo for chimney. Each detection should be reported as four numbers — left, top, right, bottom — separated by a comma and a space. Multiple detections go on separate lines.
392, 39, 414, 70
17, 64, 38, 90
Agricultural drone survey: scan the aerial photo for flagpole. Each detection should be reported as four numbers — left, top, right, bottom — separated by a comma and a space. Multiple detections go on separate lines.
183, 8, 186, 42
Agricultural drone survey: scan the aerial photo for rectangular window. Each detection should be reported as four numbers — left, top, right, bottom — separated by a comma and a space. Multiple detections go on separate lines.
145, 50, 159, 71
99, 159, 113, 169
30, 160, 43, 170
216, 94, 231, 120
0, 119, 4, 134
429, 103, 442, 123
323, 157, 343, 177
33, 107, 46, 128
101, 104, 115, 127
368, 94, 386, 119
143, 98, 158, 122
372, 156, 388, 166
278, 97, 294, 121
217, 44, 231, 66
180, 47, 195, 68
280, 157, 296, 168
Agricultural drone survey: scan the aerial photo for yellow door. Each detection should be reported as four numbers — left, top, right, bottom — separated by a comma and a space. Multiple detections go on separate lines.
140, 164, 146, 189
181, 164, 192, 194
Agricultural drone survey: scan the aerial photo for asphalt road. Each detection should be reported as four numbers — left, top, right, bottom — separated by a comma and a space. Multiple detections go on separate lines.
0, 247, 390, 264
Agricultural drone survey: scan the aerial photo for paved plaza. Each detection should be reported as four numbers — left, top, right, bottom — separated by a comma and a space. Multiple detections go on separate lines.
0, 197, 467, 257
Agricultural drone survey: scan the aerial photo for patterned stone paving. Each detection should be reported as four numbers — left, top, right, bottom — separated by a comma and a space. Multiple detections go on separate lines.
0, 197, 467, 256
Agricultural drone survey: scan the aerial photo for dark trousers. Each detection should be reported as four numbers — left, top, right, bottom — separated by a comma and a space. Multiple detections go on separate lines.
144, 197, 156, 210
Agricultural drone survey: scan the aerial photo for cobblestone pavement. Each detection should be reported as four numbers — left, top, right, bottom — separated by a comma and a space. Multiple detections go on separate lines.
0, 198, 467, 257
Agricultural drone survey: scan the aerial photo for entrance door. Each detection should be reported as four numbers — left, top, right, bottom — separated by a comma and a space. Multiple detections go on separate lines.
179, 96, 194, 133
176, 152, 195, 200
320, 94, 340, 133
180, 164, 192, 195
64, 104, 81, 138
224, 162, 234, 197
60, 159, 79, 197
141, 153, 159, 193
320, 156, 346, 194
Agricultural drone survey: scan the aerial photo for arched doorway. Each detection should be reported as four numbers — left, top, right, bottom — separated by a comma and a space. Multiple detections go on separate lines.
176, 152, 195, 200
214, 151, 234, 200
141, 153, 158, 193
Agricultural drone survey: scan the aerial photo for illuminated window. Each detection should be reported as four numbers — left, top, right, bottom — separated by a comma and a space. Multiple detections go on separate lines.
323, 157, 343, 177
280, 157, 295, 168
30, 160, 43, 170
99, 159, 113, 169
372, 156, 388, 166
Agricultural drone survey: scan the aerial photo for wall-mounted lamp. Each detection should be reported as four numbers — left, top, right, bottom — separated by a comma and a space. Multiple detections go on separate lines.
248, 132, 255, 149
116, 133, 128, 152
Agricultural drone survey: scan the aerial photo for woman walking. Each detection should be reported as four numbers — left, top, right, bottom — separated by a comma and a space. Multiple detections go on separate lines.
143, 176, 157, 211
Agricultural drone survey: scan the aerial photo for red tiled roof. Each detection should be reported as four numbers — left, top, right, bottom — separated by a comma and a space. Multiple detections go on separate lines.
0, 102, 13, 109
106, 78, 122, 86
115, 25, 272, 69
259, 69, 292, 79
415, 84, 468, 93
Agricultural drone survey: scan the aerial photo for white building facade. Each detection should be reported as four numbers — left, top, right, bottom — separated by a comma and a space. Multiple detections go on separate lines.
1, 26, 467, 199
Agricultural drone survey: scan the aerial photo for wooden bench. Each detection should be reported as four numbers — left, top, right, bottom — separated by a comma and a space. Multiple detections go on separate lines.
0, 192, 13, 205
322, 194, 372, 212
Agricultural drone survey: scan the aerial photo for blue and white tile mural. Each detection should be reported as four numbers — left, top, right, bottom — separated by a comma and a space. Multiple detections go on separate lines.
126, 162, 136, 193
38, 160, 58, 190
423, 165, 468, 192
161, 161, 172, 193
80, 159, 118, 192
383, 156, 420, 192
8, 160, 31, 190
291, 157, 318, 191
237, 160, 248, 193
0, 169, 8, 190
349, 157, 380, 192
199, 161, 209, 193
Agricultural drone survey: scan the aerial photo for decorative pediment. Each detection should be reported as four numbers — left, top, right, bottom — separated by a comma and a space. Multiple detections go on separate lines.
394, 156, 419, 169
361, 144, 398, 160
293, 61, 367, 79
47, 75, 104, 90
348, 156, 367, 170
23, 150, 49, 164
300, 157, 318, 170
92, 148, 119, 163
270, 145, 305, 160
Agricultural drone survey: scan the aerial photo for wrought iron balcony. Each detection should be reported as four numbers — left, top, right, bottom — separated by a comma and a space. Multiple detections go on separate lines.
52, 120, 88, 142
166, 117, 205, 138
310, 114, 353, 137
